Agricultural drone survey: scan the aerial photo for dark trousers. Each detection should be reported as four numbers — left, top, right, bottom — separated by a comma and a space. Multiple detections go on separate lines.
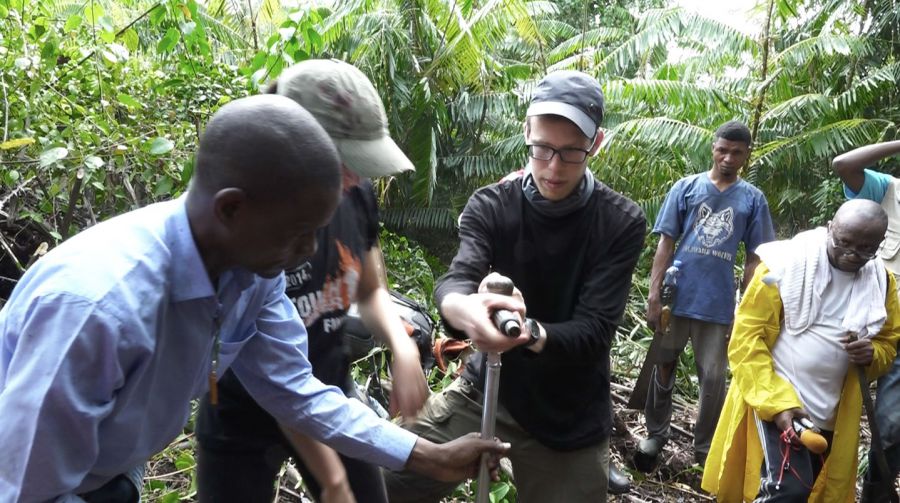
195, 370, 388, 503
79, 475, 139, 503
754, 415, 833, 502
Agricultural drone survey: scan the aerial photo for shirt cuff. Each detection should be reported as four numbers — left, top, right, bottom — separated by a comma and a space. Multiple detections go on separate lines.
373, 422, 419, 470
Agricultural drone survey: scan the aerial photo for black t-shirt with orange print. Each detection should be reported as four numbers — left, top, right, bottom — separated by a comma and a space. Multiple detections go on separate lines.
283, 179, 379, 388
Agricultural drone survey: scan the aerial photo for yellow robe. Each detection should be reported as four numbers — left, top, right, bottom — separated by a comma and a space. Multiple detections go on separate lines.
701, 264, 900, 502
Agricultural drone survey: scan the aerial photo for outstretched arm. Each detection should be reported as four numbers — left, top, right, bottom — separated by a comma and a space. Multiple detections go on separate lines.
357, 244, 428, 419
832, 140, 900, 193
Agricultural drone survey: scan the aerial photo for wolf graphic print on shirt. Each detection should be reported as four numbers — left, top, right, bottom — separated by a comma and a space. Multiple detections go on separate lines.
694, 203, 734, 248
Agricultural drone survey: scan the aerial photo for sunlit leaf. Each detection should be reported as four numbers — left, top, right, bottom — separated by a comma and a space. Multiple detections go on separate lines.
148, 138, 174, 156
64, 14, 82, 32
157, 28, 180, 53
39, 147, 69, 167
84, 156, 105, 170
0, 138, 35, 150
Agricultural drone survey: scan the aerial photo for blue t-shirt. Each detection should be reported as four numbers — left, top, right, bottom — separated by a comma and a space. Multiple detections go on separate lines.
843, 168, 893, 203
654, 173, 775, 324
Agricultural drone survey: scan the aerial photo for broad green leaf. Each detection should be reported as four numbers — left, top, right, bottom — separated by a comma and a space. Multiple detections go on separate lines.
181, 158, 194, 184
306, 28, 322, 51
149, 4, 166, 25
490, 482, 510, 502
159, 491, 179, 503
0, 138, 35, 149
0, 5, 7, 19
39, 147, 69, 167
248, 52, 266, 73
148, 138, 174, 156
154, 177, 175, 197
84, 156, 104, 170
41, 38, 59, 60
2, 170, 20, 185
117, 93, 142, 109
122, 29, 139, 52
174, 451, 195, 470
85, 4, 104, 24
64, 15, 83, 32
157, 28, 180, 54
145, 480, 165, 491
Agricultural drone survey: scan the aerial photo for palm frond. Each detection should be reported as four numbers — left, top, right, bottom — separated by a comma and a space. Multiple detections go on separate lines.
546, 27, 629, 65
442, 154, 518, 178
773, 34, 869, 70
678, 10, 757, 56
834, 62, 900, 115
750, 118, 891, 179
595, 7, 682, 78
606, 117, 714, 158
760, 93, 835, 126
535, 19, 577, 43
381, 207, 458, 231
603, 79, 739, 122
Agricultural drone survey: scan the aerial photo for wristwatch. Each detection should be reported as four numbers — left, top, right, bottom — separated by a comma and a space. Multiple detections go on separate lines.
523, 318, 541, 347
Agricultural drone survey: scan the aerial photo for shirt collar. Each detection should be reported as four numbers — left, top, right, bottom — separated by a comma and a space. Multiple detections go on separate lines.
169, 195, 217, 302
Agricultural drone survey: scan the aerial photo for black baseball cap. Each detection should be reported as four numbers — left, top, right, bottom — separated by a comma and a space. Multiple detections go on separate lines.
526, 70, 605, 138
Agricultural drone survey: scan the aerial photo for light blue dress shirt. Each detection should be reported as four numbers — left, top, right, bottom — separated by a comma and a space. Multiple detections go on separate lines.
0, 197, 416, 502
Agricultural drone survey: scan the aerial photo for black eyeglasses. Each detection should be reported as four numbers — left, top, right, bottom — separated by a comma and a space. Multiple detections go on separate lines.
829, 235, 879, 261
526, 144, 590, 164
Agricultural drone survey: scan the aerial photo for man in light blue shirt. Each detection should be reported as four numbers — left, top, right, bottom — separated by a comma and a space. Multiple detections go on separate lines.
833, 139, 900, 503
0, 95, 510, 502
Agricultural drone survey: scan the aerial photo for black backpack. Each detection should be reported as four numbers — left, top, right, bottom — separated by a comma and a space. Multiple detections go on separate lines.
342, 290, 436, 373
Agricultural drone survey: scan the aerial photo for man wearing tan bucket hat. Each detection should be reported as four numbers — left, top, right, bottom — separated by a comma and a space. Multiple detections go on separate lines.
195, 60, 434, 503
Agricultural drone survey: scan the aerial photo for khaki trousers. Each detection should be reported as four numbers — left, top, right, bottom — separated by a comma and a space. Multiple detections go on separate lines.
383, 377, 609, 503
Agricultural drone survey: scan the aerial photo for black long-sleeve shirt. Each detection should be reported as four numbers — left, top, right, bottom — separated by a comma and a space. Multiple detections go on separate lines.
436, 176, 646, 450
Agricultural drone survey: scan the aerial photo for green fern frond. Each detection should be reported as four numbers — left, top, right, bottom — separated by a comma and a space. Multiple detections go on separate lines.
381, 207, 458, 231
547, 27, 630, 65
603, 79, 738, 119
607, 117, 714, 157
760, 93, 835, 126
773, 34, 868, 69
750, 119, 891, 178
834, 62, 900, 115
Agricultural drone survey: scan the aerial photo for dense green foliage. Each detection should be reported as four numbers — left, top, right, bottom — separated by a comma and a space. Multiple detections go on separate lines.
2, 0, 900, 500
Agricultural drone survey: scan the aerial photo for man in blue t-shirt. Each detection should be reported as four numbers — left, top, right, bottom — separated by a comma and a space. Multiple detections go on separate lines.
634, 121, 775, 470
833, 139, 900, 503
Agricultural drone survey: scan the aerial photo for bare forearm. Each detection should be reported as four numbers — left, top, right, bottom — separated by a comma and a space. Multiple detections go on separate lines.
280, 427, 349, 490
833, 140, 900, 172
833, 140, 900, 193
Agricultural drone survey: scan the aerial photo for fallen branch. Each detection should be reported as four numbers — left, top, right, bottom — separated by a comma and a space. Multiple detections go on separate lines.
0, 231, 24, 273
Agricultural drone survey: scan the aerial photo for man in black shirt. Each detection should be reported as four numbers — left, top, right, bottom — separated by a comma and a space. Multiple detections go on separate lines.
384, 71, 646, 503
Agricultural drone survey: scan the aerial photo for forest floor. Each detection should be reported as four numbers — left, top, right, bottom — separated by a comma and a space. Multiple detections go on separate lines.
141, 373, 720, 502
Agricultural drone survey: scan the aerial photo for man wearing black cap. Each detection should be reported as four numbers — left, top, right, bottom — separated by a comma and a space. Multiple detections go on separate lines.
384, 71, 646, 502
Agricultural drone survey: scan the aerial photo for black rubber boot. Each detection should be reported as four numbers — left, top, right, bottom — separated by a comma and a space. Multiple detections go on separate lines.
633, 437, 664, 473
608, 462, 632, 495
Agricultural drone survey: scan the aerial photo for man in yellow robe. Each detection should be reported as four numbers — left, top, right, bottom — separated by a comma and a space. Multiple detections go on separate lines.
702, 199, 900, 502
